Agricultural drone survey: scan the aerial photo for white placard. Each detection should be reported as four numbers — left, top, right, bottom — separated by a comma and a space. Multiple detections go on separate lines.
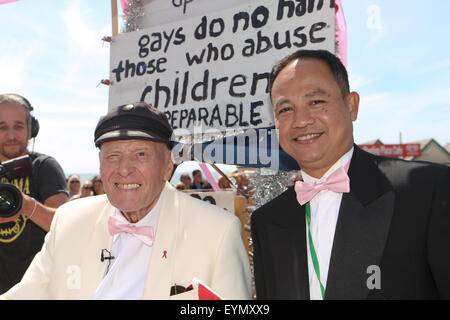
110, 0, 335, 136
140, 0, 257, 28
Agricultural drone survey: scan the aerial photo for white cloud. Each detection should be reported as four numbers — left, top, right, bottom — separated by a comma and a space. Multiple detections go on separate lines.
0, 40, 41, 92
33, 115, 101, 174
419, 58, 450, 74
58, 1, 110, 89
359, 92, 391, 110
24, 1, 111, 174
30, 89, 109, 174
354, 84, 450, 145
0, 1, 110, 174
60, 1, 109, 54
348, 74, 374, 91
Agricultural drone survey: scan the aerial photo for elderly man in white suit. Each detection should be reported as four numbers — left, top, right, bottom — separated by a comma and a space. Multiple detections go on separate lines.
2, 102, 252, 300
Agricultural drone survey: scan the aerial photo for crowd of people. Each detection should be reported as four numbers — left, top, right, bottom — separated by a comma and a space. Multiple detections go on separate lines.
66, 169, 254, 203
173, 169, 253, 197
65, 174, 105, 201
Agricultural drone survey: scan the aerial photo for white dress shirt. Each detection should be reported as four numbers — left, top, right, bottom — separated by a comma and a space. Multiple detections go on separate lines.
92, 189, 164, 300
302, 147, 354, 300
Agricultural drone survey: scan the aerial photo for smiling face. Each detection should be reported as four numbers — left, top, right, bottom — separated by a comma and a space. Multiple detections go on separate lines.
99, 139, 174, 222
271, 57, 359, 178
0, 103, 29, 162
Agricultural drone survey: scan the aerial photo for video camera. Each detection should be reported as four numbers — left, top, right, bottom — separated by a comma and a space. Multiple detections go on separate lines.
0, 155, 32, 218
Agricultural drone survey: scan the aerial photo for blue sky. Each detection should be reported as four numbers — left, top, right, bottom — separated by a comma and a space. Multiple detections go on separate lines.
344, 1, 450, 146
1, 0, 449, 175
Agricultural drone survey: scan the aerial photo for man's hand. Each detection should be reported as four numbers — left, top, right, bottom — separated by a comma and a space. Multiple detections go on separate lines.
0, 211, 21, 224
0, 191, 67, 230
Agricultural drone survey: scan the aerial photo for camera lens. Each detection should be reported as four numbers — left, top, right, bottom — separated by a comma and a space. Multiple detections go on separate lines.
0, 183, 23, 218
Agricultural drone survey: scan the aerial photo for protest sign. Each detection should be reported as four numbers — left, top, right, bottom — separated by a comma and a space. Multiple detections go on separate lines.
110, 0, 336, 137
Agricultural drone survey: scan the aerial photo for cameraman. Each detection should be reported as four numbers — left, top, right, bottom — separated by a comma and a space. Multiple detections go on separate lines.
0, 94, 69, 294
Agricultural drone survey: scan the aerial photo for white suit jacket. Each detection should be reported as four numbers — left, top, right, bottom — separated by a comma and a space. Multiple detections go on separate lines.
2, 182, 252, 300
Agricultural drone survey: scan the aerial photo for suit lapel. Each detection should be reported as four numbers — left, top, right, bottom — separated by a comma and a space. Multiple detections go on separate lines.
325, 146, 395, 299
265, 188, 310, 299
142, 183, 180, 299
78, 199, 115, 298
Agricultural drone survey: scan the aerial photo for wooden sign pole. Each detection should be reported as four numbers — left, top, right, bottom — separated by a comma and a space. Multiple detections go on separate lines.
111, 0, 119, 36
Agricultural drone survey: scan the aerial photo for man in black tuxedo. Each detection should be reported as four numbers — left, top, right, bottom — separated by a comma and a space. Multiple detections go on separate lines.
251, 49, 450, 300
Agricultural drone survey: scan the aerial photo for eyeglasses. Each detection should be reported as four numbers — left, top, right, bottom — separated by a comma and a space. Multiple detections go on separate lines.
70, 180, 80, 184
82, 186, 92, 189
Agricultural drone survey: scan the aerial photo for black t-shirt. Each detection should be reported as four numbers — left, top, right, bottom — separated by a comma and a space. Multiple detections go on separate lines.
0, 152, 68, 294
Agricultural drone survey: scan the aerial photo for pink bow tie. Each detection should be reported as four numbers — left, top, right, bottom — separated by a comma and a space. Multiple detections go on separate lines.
108, 215, 154, 246
294, 165, 350, 206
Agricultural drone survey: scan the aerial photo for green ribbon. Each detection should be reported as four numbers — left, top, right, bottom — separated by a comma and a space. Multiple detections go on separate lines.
305, 202, 325, 299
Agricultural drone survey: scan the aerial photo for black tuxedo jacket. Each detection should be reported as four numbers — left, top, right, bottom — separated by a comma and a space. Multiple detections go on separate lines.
251, 146, 450, 299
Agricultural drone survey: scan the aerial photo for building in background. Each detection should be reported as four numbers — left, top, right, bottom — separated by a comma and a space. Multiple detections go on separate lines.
360, 138, 450, 166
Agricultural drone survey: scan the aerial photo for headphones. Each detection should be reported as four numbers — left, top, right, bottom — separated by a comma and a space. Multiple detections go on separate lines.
7, 94, 40, 139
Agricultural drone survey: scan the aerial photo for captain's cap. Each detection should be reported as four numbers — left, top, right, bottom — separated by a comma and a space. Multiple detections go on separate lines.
94, 102, 173, 149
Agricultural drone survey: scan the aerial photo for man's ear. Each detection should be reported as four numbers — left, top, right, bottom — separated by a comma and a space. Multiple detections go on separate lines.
163, 149, 175, 181
346, 91, 360, 122
98, 150, 103, 175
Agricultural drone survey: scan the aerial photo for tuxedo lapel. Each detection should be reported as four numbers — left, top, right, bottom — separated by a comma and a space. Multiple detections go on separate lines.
142, 183, 180, 299
265, 188, 309, 299
77, 200, 115, 298
325, 146, 395, 300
